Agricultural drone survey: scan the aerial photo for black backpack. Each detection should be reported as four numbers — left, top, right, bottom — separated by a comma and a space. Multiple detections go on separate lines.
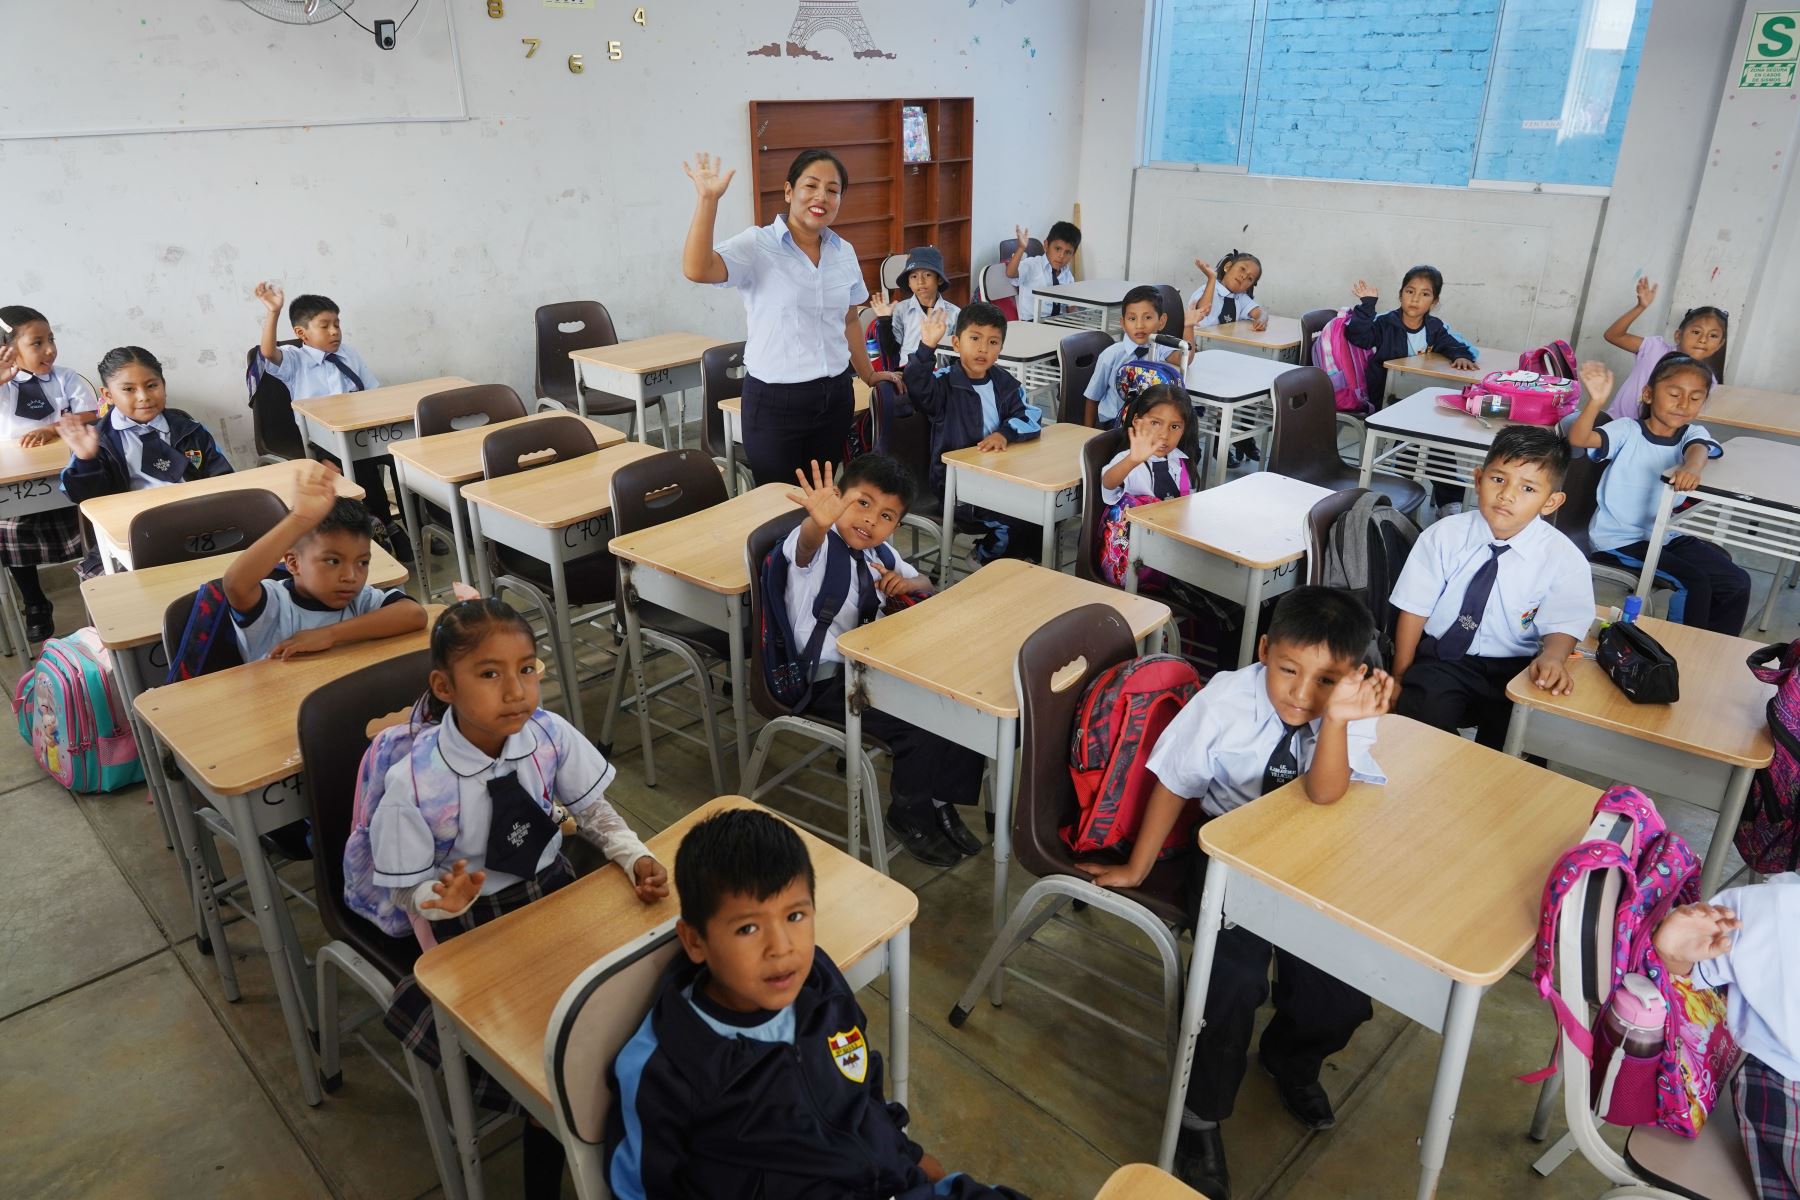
1318, 492, 1419, 667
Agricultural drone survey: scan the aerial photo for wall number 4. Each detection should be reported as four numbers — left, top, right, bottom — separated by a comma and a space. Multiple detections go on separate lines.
635, 6, 646, 24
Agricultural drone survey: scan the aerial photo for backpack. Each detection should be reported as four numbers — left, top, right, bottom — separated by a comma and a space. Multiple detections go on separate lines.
1520, 338, 1579, 381
758, 533, 907, 714
1316, 491, 1418, 666
1523, 786, 1737, 1136
13, 627, 145, 793
164, 580, 245, 684
1114, 356, 1186, 408
1739, 640, 1800, 873
1443, 370, 1581, 426
1098, 469, 1196, 590
1311, 308, 1374, 415
1064, 655, 1201, 859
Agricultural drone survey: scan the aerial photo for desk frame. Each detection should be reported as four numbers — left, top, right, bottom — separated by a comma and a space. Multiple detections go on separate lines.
0, 471, 70, 655
1636, 483, 1800, 634
294, 409, 415, 467
1357, 422, 1485, 494
571, 358, 687, 449
938, 466, 1078, 586
1123, 521, 1303, 668
393, 457, 473, 597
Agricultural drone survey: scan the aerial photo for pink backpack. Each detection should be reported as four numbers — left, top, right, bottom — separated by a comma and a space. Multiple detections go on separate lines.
1523, 786, 1737, 1137
1738, 639, 1800, 873
1520, 338, 1579, 380
1311, 308, 1373, 415
1098, 467, 1195, 590
1438, 369, 1581, 426
1065, 655, 1201, 859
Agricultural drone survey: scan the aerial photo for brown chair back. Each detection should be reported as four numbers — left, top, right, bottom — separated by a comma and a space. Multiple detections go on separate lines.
1058, 330, 1116, 427
534, 301, 635, 416
245, 341, 307, 461
1266, 366, 1345, 487
481, 414, 598, 481
744, 509, 811, 723
1076, 426, 1130, 585
1550, 413, 1611, 555
1303, 488, 1369, 586
874, 381, 940, 513
998, 237, 1044, 262
130, 487, 291, 568
1155, 285, 1185, 336
415, 384, 527, 438
1299, 308, 1337, 369
606, 450, 727, 541
699, 342, 746, 459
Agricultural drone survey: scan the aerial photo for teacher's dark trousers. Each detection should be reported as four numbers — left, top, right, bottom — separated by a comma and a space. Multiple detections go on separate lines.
742, 369, 855, 487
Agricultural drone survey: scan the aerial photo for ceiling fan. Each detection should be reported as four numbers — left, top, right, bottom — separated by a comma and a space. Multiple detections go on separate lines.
238, 0, 352, 24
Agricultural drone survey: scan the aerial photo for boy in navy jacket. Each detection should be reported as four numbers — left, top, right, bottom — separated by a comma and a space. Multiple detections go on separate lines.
900, 301, 1042, 564
605, 808, 1030, 1200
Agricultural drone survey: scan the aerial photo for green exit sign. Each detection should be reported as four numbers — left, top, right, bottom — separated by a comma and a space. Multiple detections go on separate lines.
1742, 11, 1800, 88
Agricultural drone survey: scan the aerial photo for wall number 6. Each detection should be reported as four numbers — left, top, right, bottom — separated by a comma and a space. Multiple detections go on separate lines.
521, 38, 539, 58
486, 0, 503, 17
568, 53, 585, 74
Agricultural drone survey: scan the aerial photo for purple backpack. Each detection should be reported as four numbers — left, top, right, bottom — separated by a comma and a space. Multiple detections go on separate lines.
1311, 308, 1374, 415
1523, 786, 1737, 1136
1740, 640, 1800, 873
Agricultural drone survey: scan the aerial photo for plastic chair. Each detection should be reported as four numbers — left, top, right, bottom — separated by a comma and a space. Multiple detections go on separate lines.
411, 384, 529, 598
1303, 488, 1368, 587
1075, 429, 1198, 665
949, 605, 1187, 1054
245, 341, 307, 465
480, 416, 612, 731
1058, 330, 1115, 427
979, 262, 1016, 305
739, 509, 893, 869
1155, 284, 1185, 336
296, 653, 466, 1198
998, 237, 1044, 262
869, 381, 958, 583
1266, 366, 1426, 517
1528, 809, 1757, 1198
698, 342, 747, 483
1298, 307, 1337, 369
879, 253, 909, 296
603, 450, 733, 795
533, 301, 666, 440
1550, 416, 1676, 619
128, 488, 290, 568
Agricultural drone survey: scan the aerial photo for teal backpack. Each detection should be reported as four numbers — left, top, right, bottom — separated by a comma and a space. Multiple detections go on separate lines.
13, 628, 145, 793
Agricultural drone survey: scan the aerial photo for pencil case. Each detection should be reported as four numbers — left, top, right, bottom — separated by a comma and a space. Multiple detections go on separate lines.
1596, 621, 1680, 704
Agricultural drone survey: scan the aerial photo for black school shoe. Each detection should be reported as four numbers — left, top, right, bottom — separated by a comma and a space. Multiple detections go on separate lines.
1174, 1125, 1231, 1199
1260, 1043, 1337, 1130
24, 604, 54, 642
885, 800, 962, 868
934, 804, 983, 857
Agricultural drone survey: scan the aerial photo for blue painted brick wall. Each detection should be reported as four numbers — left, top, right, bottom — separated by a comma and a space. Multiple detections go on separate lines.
1153, 0, 1258, 164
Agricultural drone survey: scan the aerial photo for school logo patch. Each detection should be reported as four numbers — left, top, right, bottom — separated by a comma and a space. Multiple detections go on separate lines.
1519, 604, 1540, 630
184, 448, 204, 470
827, 1027, 867, 1084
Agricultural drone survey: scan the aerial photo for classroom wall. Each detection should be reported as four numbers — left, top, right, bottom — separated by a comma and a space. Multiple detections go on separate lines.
0, 1, 1094, 463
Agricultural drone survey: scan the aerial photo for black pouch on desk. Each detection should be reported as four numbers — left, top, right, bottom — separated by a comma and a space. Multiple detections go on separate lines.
1596, 621, 1680, 704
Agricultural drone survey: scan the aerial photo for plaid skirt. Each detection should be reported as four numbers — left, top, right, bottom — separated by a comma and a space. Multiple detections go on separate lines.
0, 509, 83, 568
1738, 1054, 1800, 1200
385, 855, 577, 1114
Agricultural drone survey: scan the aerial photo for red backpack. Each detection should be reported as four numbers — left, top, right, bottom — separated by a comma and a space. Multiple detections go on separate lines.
1063, 655, 1201, 858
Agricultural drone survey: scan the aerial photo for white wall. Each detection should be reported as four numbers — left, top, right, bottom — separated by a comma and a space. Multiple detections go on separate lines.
1076, 0, 1151, 279
0, 1, 1094, 462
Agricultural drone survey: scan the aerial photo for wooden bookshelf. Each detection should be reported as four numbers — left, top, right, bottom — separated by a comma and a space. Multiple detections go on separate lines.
747, 97, 975, 305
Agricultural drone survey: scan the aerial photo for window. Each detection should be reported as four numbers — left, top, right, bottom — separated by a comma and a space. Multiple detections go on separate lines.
1146, 0, 1654, 189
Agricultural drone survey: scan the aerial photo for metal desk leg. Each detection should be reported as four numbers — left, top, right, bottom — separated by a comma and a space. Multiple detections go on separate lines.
843, 673, 864, 855
988, 716, 1018, 1005
220, 789, 323, 1106
1701, 766, 1755, 896
167, 771, 239, 1000
1502, 704, 1530, 757
466, 507, 494, 599
1238, 568, 1267, 668
548, 552, 585, 736
397, 477, 427, 601
940, 467, 959, 587
448, 492, 473, 591
619, 564, 657, 787
633, 393, 648, 445
435, 1010, 488, 1200
1159, 858, 1230, 1171
1039, 490, 1056, 570
889, 926, 911, 1109
1124, 524, 1142, 595
1634, 486, 1677, 598
1212, 407, 1235, 489
1757, 562, 1785, 633
726, 593, 749, 778
1416, 981, 1485, 1200
724, 426, 740, 497
1358, 430, 1378, 487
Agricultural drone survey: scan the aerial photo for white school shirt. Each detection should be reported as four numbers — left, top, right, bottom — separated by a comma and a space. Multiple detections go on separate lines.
107, 408, 181, 492
0, 365, 96, 441
1587, 419, 1723, 553
1013, 254, 1072, 323
1145, 663, 1385, 819
1388, 510, 1595, 659
714, 215, 870, 384
1691, 873, 1800, 1082
1100, 447, 1195, 506
890, 295, 960, 360
1185, 284, 1261, 329
780, 525, 920, 676
229, 575, 412, 662
262, 342, 379, 401
1084, 338, 1173, 424
367, 706, 641, 896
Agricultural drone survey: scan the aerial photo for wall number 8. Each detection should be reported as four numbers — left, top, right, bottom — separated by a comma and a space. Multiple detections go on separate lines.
487, 0, 503, 16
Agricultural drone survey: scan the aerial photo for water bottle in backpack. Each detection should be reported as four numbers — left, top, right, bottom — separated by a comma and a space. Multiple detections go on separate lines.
1593, 973, 1668, 1115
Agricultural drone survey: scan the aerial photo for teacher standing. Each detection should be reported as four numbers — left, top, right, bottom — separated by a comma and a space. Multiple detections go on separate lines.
682, 149, 900, 487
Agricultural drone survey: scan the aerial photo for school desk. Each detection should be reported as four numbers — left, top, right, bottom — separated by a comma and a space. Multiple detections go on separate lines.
132, 614, 440, 1108
1381, 348, 1511, 404
1032, 278, 1143, 332
939, 423, 1100, 584
1123, 472, 1332, 668
459, 442, 663, 735
290, 376, 473, 467
80, 459, 365, 575
1633, 436, 1800, 632
1093, 1163, 1208, 1200
933, 320, 1068, 411
389, 413, 627, 593
1356, 386, 1513, 493
1698, 383, 1800, 442
1183, 349, 1299, 487
0, 438, 73, 655
1160, 715, 1599, 1199
607, 483, 798, 782
415, 795, 919, 1200
837, 561, 1169, 938
1188, 315, 1306, 362
719, 379, 872, 495
1502, 610, 1773, 897
569, 332, 726, 448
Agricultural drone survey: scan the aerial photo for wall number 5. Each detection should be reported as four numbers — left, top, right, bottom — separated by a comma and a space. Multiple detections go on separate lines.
486, 0, 503, 17
521, 38, 539, 58
568, 53, 585, 74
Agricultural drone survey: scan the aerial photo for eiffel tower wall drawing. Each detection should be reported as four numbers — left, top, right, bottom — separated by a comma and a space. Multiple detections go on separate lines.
748, 1, 895, 61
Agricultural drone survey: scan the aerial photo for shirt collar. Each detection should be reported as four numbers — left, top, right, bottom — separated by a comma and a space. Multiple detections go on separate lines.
109, 408, 170, 434
292, 343, 330, 365
436, 706, 541, 778
281, 574, 341, 612
1477, 511, 1547, 548
1640, 420, 1688, 447
1243, 662, 1320, 736
16, 369, 54, 384
772, 213, 842, 252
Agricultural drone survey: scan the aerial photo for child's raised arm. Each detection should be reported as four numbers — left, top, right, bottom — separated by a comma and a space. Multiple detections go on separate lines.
1604, 277, 1657, 354
681, 152, 734, 284
255, 281, 286, 366
1187, 257, 1217, 338
1005, 224, 1030, 279
223, 462, 337, 612
1567, 362, 1615, 450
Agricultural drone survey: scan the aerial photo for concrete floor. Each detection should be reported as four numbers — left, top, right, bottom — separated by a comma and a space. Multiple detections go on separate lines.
2, 493, 1775, 1200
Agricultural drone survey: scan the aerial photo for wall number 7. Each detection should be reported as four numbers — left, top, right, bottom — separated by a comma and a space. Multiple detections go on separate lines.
521, 38, 539, 58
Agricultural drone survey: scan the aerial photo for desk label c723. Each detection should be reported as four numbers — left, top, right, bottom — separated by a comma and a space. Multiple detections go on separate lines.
0, 474, 71, 518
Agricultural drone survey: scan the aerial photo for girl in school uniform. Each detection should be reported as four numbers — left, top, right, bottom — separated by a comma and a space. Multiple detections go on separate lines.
1097, 383, 1207, 600
57, 346, 234, 579
1568, 356, 1752, 634
1601, 276, 1730, 420
681, 148, 900, 487
1182, 250, 1267, 339
0, 306, 98, 639
347, 598, 669, 1200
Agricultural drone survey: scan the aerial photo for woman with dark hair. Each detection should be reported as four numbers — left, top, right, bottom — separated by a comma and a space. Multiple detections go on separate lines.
682, 148, 900, 486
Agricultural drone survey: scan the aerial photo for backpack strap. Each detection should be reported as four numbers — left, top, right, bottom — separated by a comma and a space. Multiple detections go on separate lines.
165, 580, 233, 685
795, 533, 873, 686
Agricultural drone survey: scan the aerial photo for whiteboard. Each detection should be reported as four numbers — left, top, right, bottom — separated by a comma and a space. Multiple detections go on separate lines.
0, 0, 467, 140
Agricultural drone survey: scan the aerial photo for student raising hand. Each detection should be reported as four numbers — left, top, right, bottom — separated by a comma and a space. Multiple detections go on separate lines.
1324, 664, 1398, 723
254, 280, 285, 315
682, 151, 735, 200
0, 341, 18, 389
290, 460, 341, 526
1126, 415, 1161, 467
1578, 360, 1616, 409
632, 855, 670, 903
868, 289, 894, 319
788, 459, 848, 531
1635, 276, 1659, 308
420, 859, 486, 916
1193, 256, 1215, 281
56, 412, 100, 460
918, 307, 949, 348
1351, 279, 1379, 301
